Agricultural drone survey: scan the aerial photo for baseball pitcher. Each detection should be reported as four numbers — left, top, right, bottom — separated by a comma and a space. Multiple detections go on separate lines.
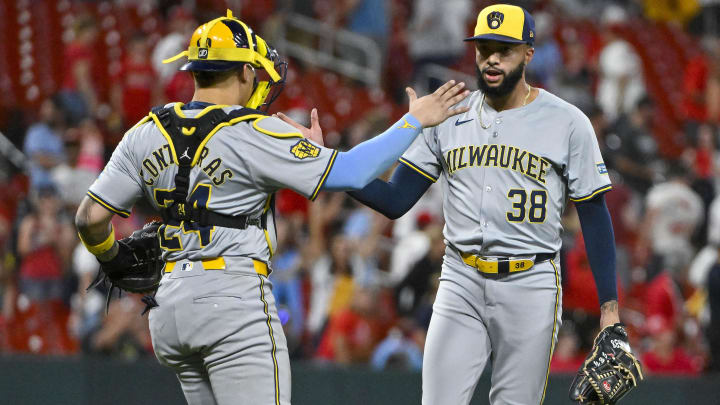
281, 4, 643, 405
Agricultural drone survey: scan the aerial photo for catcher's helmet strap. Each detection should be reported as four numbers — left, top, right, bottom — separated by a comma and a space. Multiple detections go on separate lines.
149, 105, 268, 231
163, 47, 280, 82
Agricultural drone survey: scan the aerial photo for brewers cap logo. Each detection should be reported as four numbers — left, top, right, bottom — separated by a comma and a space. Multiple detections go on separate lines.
487, 11, 504, 29
290, 140, 320, 159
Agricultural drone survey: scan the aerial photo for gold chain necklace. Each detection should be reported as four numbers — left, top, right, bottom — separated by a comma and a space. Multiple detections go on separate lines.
479, 85, 532, 129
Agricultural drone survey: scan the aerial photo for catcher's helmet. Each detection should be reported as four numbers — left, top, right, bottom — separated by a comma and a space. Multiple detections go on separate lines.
163, 10, 287, 111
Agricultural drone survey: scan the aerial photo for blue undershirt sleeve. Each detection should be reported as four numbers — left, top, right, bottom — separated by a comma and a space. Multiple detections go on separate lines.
575, 194, 618, 305
323, 114, 423, 191
347, 163, 432, 219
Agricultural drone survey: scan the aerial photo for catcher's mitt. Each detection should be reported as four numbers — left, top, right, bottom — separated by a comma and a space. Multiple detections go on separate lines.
569, 323, 643, 404
88, 221, 164, 312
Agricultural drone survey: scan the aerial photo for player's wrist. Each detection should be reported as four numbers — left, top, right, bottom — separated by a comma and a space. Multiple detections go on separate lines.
96, 241, 120, 263
599, 299, 620, 328
403, 113, 423, 130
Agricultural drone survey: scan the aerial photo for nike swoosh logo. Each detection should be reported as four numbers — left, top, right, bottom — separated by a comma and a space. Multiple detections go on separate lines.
455, 118, 474, 126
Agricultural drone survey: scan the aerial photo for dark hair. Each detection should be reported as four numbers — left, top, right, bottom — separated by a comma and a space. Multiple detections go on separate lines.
192, 67, 244, 88
636, 95, 654, 110
74, 16, 96, 33
665, 160, 690, 180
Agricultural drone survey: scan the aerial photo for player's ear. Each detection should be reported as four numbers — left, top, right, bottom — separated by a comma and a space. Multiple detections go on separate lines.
524, 45, 535, 64
239, 64, 255, 85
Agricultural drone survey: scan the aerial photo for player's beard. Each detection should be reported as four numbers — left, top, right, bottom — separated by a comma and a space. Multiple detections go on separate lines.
476, 61, 526, 98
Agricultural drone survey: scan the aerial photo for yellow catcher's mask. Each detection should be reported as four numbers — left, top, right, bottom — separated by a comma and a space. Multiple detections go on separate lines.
163, 10, 287, 111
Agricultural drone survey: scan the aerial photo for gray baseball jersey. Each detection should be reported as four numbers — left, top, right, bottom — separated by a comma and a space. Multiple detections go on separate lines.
87, 103, 337, 263
400, 88, 611, 256
88, 103, 339, 405
401, 89, 610, 405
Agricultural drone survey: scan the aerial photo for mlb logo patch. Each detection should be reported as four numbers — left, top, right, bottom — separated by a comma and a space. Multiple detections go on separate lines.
181, 262, 194, 272
597, 163, 608, 174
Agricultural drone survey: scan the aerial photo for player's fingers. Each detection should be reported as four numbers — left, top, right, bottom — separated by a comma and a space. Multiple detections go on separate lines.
406, 87, 418, 103
276, 112, 306, 130
445, 90, 471, 107
433, 80, 456, 96
440, 82, 466, 104
446, 106, 471, 117
310, 108, 320, 130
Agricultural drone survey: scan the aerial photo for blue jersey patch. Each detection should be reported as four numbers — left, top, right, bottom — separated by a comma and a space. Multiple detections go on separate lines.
597, 163, 608, 174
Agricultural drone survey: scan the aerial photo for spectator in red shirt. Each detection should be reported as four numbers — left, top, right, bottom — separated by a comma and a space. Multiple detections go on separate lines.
111, 33, 161, 127
643, 266, 682, 331
152, 6, 197, 104
315, 287, 391, 364
59, 16, 99, 124
550, 322, 586, 373
682, 124, 717, 245
16, 185, 76, 302
682, 36, 720, 141
564, 232, 625, 316
641, 316, 701, 375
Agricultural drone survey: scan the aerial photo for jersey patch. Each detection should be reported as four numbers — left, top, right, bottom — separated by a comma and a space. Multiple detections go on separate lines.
290, 140, 320, 159
597, 163, 608, 175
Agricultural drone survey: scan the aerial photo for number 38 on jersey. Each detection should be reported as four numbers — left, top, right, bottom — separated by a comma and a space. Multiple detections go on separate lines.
506, 189, 547, 223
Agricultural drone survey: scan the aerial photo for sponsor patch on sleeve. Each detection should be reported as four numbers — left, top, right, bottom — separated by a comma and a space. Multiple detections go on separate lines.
290, 140, 320, 159
597, 163, 608, 174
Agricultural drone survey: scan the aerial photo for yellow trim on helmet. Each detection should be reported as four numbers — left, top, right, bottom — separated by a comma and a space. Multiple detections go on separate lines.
162, 47, 280, 82
162, 51, 188, 64
162, 9, 284, 111
247, 81, 271, 110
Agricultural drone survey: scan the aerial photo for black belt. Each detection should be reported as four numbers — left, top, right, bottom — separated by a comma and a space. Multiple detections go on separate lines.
460, 250, 557, 275
534, 252, 556, 264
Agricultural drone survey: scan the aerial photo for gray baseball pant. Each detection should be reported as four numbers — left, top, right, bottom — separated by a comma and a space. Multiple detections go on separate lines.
422, 247, 562, 405
148, 257, 290, 405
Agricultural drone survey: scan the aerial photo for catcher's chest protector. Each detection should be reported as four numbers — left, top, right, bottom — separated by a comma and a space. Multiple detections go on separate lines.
149, 106, 268, 230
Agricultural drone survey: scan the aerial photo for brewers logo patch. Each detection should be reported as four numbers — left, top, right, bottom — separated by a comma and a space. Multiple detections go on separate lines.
290, 140, 320, 159
487, 11, 504, 29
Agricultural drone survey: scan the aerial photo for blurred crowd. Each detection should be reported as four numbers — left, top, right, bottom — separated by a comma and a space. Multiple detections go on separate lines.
1, 0, 720, 377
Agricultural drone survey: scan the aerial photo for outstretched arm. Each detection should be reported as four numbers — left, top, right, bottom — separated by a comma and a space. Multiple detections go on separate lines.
575, 193, 620, 327
322, 113, 423, 191
347, 163, 432, 219
276, 81, 468, 193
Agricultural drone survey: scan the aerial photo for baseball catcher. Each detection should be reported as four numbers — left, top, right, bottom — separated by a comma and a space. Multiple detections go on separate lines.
569, 323, 643, 404
75, 8, 469, 404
